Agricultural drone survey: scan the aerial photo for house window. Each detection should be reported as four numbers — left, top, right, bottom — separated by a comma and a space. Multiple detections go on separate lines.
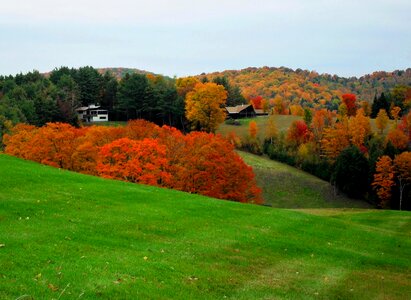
99, 116, 107, 120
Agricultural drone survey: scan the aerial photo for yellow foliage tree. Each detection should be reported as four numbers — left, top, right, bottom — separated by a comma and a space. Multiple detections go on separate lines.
185, 82, 227, 133
176, 77, 200, 98
348, 108, 371, 148
375, 109, 389, 135
265, 115, 278, 144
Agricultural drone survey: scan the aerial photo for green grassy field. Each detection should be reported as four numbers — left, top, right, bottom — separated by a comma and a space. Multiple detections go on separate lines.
238, 151, 371, 209
218, 115, 393, 140
218, 115, 302, 140
0, 154, 410, 299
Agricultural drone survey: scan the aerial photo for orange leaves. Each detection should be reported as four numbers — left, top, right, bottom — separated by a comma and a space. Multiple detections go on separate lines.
321, 120, 350, 161
386, 128, 408, 150
4, 123, 82, 169
4, 120, 262, 204
249, 121, 258, 139
287, 120, 310, 146
372, 156, 395, 208
173, 132, 262, 204
97, 138, 171, 187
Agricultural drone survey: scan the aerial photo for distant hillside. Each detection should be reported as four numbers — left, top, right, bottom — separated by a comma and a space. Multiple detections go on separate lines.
198, 67, 411, 109
97, 67, 157, 79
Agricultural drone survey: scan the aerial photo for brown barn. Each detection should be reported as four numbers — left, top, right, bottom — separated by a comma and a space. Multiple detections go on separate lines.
226, 104, 256, 119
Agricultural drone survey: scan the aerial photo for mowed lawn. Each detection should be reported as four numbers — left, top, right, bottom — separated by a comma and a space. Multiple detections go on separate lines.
238, 151, 371, 209
218, 115, 393, 140
0, 154, 410, 299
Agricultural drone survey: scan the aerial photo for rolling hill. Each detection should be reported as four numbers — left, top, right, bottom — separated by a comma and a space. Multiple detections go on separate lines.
0, 154, 410, 299
198, 66, 411, 108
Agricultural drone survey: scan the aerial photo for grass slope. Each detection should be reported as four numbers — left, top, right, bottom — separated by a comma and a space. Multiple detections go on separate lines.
218, 115, 393, 140
238, 151, 371, 209
0, 155, 410, 299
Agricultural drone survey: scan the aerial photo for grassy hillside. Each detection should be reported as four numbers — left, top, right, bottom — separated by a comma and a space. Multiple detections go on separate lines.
0, 154, 410, 299
218, 115, 393, 141
238, 151, 371, 209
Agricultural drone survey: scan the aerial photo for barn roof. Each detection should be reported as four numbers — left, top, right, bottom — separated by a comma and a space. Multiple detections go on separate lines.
226, 104, 254, 114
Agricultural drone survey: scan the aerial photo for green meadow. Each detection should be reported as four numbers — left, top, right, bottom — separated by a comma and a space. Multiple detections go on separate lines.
0, 154, 410, 299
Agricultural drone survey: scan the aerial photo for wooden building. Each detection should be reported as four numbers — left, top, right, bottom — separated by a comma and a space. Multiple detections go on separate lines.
225, 104, 256, 119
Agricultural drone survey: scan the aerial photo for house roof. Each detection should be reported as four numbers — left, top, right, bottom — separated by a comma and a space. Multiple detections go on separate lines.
76, 105, 102, 112
226, 104, 254, 114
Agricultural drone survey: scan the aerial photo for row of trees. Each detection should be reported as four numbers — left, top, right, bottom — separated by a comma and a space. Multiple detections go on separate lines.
3, 120, 262, 204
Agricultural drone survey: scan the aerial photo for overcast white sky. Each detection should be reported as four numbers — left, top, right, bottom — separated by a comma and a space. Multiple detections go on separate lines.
0, 0, 410, 77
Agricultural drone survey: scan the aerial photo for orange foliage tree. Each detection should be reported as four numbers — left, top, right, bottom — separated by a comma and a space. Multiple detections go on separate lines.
249, 121, 258, 139
398, 111, 411, 140
71, 126, 126, 175
3, 124, 38, 160
393, 152, 411, 210
372, 156, 395, 208
5, 122, 83, 169
386, 128, 408, 150
311, 109, 334, 147
172, 132, 262, 204
321, 119, 350, 160
97, 137, 171, 187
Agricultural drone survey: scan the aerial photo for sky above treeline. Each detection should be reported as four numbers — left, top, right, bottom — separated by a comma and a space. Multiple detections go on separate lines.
0, 0, 410, 78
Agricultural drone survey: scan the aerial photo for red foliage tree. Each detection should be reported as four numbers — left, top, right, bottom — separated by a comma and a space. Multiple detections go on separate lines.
250, 96, 263, 109
342, 94, 357, 116
287, 120, 310, 146
97, 137, 171, 187
172, 132, 262, 204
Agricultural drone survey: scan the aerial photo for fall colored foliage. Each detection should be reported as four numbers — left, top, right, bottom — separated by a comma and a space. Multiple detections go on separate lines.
172, 132, 262, 203
341, 94, 357, 116
386, 128, 408, 150
250, 96, 263, 109
348, 109, 371, 149
185, 82, 227, 133
265, 115, 278, 144
4, 120, 262, 204
287, 120, 310, 146
97, 138, 171, 187
372, 156, 395, 208
393, 152, 411, 210
375, 109, 389, 134
321, 119, 350, 160
249, 121, 258, 139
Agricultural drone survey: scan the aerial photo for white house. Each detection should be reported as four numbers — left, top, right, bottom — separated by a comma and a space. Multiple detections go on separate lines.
76, 104, 109, 123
